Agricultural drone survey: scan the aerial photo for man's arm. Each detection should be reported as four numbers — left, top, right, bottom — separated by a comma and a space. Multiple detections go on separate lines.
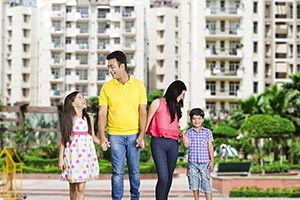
136, 104, 147, 150
98, 105, 110, 151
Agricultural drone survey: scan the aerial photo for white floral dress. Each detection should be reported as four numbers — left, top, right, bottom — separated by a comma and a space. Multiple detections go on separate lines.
61, 117, 99, 183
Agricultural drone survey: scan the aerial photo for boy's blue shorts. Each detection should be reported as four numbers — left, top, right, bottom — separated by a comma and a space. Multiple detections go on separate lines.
187, 162, 212, 193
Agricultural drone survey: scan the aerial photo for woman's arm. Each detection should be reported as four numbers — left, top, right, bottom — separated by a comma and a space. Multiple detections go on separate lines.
145, 98, 160, 131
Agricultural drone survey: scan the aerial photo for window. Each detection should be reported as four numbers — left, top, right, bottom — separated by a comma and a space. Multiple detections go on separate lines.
66, 37, 72, 44
220, 41, 225, 51
253, 2, 257, 13
229, 81, 239, 96
65, 53, 71, 60
23, 44, 29, 52
206, 81, 216, 95
66, 21, 72, 28
158, 15, 164, 23
253, 61, 258, 74
66, 6, 72, 13
220, 102, 225, 112
297, 4, 300, 18
76, 69, 88, 80
23, 29, 29, 38
52, 21, 61, 31
114, 6, 120, 13
220, 21, 225, 32
157, 30, 164, 38
220, 81, 225, 92
253, 41, 257, 53
77, 7, 89, 18
97, 70, 107, 80
114, 37, 120, 44
229, 61, 239, 72
157, 45, 164, 53
23, 14, 30, 23
76, 54, 88, 65
51, 68, 61, 79
253, 22, 257, 33
253, 82, 258, 93
8, 16, 12, 26
114, 22, 120, 29
65, 69, 71, 75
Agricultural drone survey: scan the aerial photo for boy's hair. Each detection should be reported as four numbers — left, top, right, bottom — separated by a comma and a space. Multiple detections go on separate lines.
189, 108, 205, 120
106, 50, 127, 69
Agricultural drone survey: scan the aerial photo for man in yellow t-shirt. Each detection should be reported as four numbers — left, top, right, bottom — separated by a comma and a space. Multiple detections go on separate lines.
98, 50, 147, 200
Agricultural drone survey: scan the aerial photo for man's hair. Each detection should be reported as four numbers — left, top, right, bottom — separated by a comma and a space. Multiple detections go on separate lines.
189, 108, 205, 120
106, 50, 127, 69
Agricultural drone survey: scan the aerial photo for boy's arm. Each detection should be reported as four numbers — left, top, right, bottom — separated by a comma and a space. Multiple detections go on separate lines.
208, 141, 214, 172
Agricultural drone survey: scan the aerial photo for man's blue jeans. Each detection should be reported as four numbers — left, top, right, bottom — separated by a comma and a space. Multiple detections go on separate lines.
108, 134, 140, 200
151, 136, 179, 200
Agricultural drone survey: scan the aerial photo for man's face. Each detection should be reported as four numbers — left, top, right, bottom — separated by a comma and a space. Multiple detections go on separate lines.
107, 58, 123, 79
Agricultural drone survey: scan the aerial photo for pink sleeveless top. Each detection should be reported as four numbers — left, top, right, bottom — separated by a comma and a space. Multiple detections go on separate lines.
148, 98, 179, 141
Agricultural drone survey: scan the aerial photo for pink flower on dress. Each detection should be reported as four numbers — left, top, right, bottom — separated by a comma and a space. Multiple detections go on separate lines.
82, 149, 86, 152
72, 165, 75, 169
76, 160, 80, 164
83, 170, 87, 174
78, 154, 82, 158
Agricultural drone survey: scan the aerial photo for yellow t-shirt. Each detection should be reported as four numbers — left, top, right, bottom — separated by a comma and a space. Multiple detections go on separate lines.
99, 76, 147, 135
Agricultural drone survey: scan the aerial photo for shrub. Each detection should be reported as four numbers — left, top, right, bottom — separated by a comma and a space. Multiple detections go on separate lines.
229, 186, 300, 197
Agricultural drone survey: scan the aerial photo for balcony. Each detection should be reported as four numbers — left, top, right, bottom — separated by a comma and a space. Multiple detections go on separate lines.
205, 47, 243, 59
205, 28, 243, 38
204, 68, 243, 79
205, 6, 243, 17
204, 89, 243, 100
50, 58, 63, 66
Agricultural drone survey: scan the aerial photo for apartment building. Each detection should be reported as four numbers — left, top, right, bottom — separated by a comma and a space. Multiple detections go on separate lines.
147, 0, 179, 92
178, 0, 300, 124
37, 0, 148, 106
1, 0, 37, 105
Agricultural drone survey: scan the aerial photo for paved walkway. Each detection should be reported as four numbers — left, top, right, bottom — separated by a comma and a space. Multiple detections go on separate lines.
11, 173, 299, 200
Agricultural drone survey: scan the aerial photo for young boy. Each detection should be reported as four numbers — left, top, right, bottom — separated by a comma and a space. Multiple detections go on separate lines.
181, 108, 214, 200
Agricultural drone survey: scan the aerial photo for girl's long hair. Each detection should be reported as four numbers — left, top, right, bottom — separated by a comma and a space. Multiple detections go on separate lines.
164, 80, 187, 122
61, 91, 92, 146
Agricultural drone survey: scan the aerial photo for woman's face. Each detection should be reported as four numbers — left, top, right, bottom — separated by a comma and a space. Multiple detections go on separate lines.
177, 90, 186, 102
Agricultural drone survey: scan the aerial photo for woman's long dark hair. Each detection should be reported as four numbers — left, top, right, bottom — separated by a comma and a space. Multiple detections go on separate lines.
164, 80, 187, 122
61, 91, 92, 146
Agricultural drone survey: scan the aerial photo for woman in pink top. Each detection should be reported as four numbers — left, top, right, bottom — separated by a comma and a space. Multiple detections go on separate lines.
146, 80, 187, 200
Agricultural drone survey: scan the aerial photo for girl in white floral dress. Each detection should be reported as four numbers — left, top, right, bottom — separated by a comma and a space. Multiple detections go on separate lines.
58, 91, 100, 200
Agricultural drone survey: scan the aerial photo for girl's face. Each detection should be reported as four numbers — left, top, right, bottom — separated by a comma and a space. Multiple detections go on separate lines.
72, 93, 86, 110
191, 115, 203, 129
176, 90, 186, 102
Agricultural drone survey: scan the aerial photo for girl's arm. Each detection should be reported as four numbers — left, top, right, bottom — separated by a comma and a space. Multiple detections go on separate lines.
58, 142, 65, 171
90, 115, 100, 145
145, 98, 160, 131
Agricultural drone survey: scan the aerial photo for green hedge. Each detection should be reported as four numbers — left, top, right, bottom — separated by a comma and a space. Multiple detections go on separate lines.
230, 186, 300, 197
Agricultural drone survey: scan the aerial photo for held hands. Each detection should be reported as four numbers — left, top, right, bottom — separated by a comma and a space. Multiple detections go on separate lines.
100, 137, 110, 151
136, 137, 145, 150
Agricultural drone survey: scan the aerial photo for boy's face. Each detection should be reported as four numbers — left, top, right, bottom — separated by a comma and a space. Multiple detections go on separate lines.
191, 115, 203, 129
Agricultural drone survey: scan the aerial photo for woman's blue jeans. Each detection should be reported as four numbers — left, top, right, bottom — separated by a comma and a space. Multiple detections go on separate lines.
151, 136, 179, 200
109, 134, 140, 200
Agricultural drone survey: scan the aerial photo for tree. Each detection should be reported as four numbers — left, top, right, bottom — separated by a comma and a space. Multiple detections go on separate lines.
241, 114, 295, 166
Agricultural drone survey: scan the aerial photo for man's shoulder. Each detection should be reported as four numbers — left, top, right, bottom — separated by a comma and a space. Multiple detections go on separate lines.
130, 76, 144, 85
